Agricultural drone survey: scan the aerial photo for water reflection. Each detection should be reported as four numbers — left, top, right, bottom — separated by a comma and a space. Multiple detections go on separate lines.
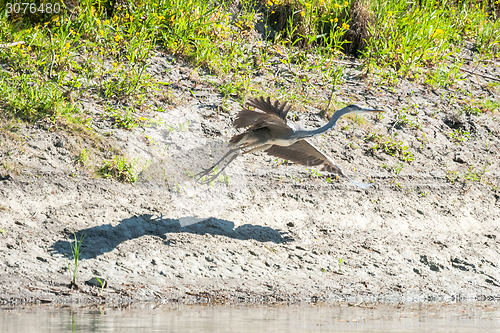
1, 303, 499, 332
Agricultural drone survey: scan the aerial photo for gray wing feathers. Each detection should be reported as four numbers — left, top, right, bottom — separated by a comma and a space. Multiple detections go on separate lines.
233, 97, 291, 129
265, 139, 344, 175
233, 110, 274, 128
246, 96, 291, 121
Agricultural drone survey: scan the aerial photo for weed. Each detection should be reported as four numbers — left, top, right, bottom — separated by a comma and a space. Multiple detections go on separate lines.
448, 128, 470, 143
219, 174, 231, 185
92, 275, 106, 290
393, 107, 421, 130
164, 121, 191, 133
307, 168, 322, 178
383, 162, 404, 175
219, 80, 241, 98
445, 170, 459, 183
267, 246, 277, 254
365, 132, 415, 162
446, 165, 488, 184
463, 165, 485, 182
0, 228, 6, 235
0, 74, 77, 122
75, 149, 88, 166
67, 233, 85, 288
97, 156, 137, 183
109, 107, 139, 130
364, 0, 500, 76
425, 60, 465, 88
346, 141, 359, 150
338, 257, 345, 273
487, 82, 500, 93
464, 98, 500, 116
325, 175, 339, 184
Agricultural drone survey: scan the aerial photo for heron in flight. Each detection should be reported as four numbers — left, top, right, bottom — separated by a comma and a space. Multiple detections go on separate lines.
196, 96, 383, 188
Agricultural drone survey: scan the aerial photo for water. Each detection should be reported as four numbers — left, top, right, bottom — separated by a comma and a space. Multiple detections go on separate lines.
1, 303, 498, 332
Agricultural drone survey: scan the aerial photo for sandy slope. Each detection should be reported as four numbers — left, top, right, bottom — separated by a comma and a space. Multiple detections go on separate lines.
0, 52, 499, 305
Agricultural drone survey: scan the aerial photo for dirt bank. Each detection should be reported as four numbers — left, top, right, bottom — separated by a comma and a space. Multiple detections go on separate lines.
0, 52, 499, 305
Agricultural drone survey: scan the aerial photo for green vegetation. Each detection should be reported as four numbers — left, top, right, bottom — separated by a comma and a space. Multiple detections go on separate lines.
92, 275, 107, 290
0, 0, 497, 125
382, 162, 404, 175
445, 169, 459, 183
463, 98, 500, 116
75, 148, 88, 166
338, 257, 345, 273
393, 106, 422, 130
108, 106, 141, 130
308, 168, 323, 178
97, 156, 137, 183
364, 0, 500, 77
67, 233, 85, 288
447, 128, 471, 143
446, 164, 489, 184
365, 132, 415, 162
424, 60, 465, 88
195, 165, 231, 185
0, 0, 498, 188
462, 165, 486, 182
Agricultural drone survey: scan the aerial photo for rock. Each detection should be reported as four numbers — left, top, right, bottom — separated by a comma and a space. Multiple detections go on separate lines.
0, 173, 13, 181
86, 277, 108, 288
453, 151, 471, 164
54, 137, 64, 148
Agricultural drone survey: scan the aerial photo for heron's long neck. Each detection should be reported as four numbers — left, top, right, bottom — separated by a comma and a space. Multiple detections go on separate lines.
292, 108, 352, 139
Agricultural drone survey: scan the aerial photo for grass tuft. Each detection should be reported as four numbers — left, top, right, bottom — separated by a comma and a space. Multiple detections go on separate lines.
97, 156, 137, 183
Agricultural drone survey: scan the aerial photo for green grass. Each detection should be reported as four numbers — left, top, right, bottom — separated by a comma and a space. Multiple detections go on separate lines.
338, 257, 345, 273
0, 0, 498, 188
67, 232, 85, 288
365, 132, 415, 162
364, 0, 500, 77
382, 162, 404, 175
393, 106, 422, 130
75, 149, 88, 166
447, 128, 471, 143
1, 0, 498, 126
463, 98, 500, 116
445, 169, 459, 183
446, 164, 489, 184
97, 156, 137, 183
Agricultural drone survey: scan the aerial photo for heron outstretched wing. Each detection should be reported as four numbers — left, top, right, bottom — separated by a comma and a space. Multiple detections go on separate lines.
264, 139, 344, 175
247, 96, 291, 121
233, 110, 285, 129
234, 96, 291, 129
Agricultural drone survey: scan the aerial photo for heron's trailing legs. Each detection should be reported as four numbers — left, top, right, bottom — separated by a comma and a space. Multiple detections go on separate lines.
196, 139, 272, 184
195, 148, 240, 184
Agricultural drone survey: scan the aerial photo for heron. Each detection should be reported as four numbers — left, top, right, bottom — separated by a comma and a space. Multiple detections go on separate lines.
196, 96, 383, 188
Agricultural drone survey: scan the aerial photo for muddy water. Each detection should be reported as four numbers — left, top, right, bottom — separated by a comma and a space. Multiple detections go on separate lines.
1, 303, 498, 332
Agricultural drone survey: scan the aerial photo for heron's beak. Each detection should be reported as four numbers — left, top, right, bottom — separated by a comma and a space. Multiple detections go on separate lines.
363, 108, 384, 113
